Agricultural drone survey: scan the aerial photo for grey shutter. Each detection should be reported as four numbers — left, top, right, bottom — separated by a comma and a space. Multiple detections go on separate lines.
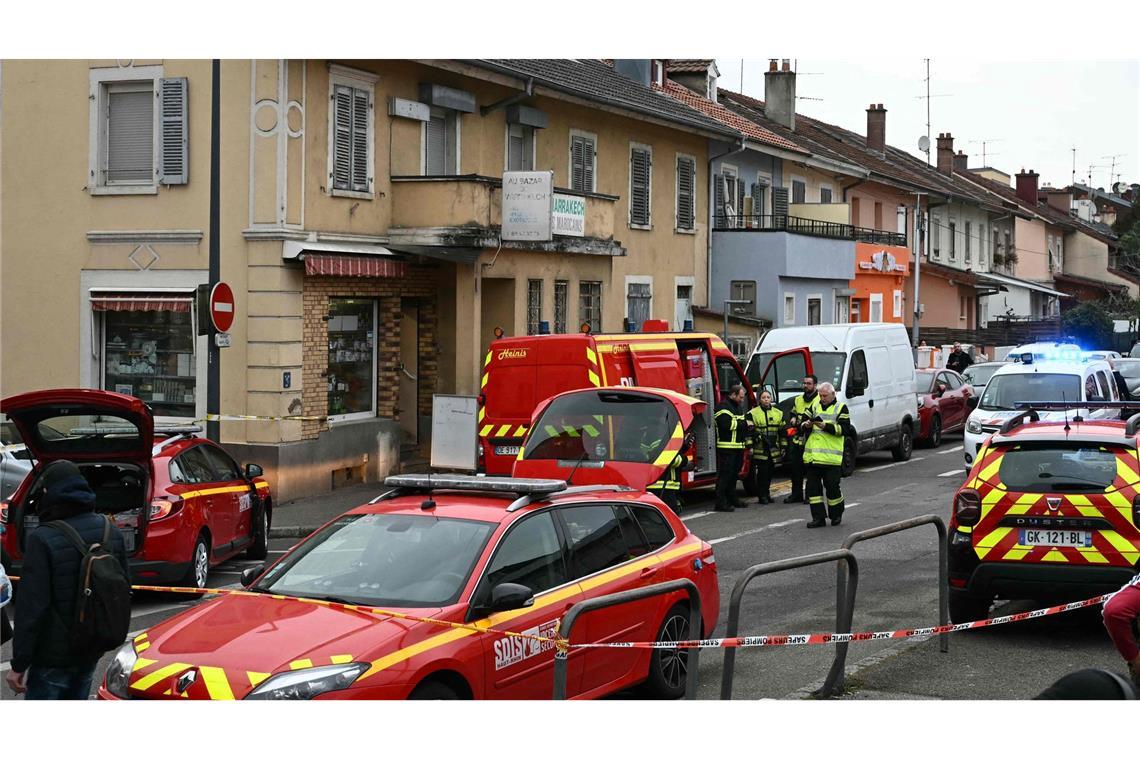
425, 114, 446, 175
750, 183, 763, 218
630, 148, 651, 226
106, 89, 153, 182
772, 186, 789, 219
350, 88, 370, 192
713, 172, 725, 225
158, 77, 188, 185
583, 137, 595, 192
332, 85, 352, 189
676, 157, 694, 230
570, 136, 586, 191
736, 178, 746, 228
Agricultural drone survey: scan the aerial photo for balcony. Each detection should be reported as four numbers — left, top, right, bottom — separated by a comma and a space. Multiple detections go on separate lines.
713, 214, 907, 247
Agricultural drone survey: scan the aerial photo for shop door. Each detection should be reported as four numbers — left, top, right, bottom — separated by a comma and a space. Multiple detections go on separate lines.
399, 300, 419, 444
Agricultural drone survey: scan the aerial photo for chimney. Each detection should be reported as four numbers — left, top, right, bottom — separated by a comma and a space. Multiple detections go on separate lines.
936, 133, 955, 175
1015, 169, 1040, 206
865, 104, 886, 152
1044, 188, 1072, 213
953, 150, 969, 173
764, 58, 796, 130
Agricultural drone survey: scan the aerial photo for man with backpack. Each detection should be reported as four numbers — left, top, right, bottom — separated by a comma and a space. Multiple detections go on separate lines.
5, 460, 130, 699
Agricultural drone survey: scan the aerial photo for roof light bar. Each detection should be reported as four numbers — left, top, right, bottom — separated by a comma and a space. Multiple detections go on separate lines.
382, 474, 568, 495
1014, 401, 1140, 410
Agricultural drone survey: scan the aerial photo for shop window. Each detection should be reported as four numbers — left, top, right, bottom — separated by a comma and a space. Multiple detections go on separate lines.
579, 281, 602, 333
99, 297, 196, 418
327, 298, 377, 421
554, 280, 569, 333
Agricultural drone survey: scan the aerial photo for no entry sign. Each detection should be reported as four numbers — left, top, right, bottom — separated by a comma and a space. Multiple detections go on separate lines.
209, 282, 235, 333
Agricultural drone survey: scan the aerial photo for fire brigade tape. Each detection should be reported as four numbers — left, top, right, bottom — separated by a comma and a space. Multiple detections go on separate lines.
8, 577, 1112, 653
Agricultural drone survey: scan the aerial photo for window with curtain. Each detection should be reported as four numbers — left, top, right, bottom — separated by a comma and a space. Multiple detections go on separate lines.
579, 281, 602, 333
424, 108, 458, 175
104, 83, 154, 184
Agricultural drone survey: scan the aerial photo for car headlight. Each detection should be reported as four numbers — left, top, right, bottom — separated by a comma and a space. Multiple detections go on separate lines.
966, 418, 983, 434
105, 641, 138, 699
244, 663, 368, 700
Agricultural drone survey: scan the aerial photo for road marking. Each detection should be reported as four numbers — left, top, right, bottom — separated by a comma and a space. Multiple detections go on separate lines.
847, 503, 861, 509
938, 469, 963, 478
937, 445, 964, 454
708, 518, 801, 545
681, 511, 713, 521
862, 456, 926, 473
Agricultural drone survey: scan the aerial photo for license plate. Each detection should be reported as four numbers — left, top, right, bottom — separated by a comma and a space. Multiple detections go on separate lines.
494, 446, 520, 457
1019, 529, 1092, 548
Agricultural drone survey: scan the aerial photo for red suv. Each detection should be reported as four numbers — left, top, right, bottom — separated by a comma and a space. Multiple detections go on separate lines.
1, 389, 272, 589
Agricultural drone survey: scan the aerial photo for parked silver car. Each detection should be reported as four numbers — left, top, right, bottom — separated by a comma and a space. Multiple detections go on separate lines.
959, 361, 1004, 397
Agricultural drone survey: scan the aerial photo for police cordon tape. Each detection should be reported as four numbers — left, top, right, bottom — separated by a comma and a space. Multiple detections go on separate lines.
11, 575, 1111, 653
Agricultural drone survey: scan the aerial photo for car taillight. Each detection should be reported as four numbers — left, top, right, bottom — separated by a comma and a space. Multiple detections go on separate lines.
0, 501, 8, 524
955, 489, 981, 527
149, 496, 184, 521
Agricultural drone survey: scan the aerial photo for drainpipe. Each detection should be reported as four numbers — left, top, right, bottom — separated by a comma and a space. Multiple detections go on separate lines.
707, 137, 747, 309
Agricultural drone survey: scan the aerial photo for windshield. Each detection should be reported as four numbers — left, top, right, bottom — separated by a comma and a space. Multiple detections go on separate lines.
996, 443, 1122, 492
522, 391, 680, 463
978, 373, 1082, 411
254, 513, 495, 607
962, 364, 1000, 387
746, 351, 846, 392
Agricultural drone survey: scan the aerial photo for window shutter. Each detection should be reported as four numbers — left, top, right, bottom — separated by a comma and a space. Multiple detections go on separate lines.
713, 173, 725, 225
583, 137, 595, 192
570, 136, 586, 191
630, 148, 651, 226
676, 157, 694, 230
750, 183, 764, 218
350, 88, 370, 192
332, 85, 353, 189
106, 89, 154, 182
158, 78, 188, 185
509, 126, 525, 172
772, 186, 789, 219
735, 178, 746, 228
425, 114, 446, 175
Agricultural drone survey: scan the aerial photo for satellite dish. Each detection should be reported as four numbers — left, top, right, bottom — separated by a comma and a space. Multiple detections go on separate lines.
918, 135, 931, 154
1113, 181, 1128, 194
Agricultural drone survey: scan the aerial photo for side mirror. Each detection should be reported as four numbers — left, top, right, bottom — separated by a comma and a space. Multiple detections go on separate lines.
245, 463, 264, 479
489, 582, 534, 612
240, 565, 265, 588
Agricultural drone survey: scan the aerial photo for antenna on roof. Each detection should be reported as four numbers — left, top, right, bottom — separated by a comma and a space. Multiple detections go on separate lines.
1062, 391, 1070, 432
968, 138, 1004, 166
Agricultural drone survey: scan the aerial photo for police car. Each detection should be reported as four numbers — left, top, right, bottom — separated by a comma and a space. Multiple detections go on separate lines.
963, 355, 1120, 470
949, 406, 1140, 622
99, 475, 719, 700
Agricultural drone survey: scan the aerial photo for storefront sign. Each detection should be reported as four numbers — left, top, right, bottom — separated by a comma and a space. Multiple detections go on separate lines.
855, 243, 910, 275
502, 171, 554, 242
552, 193, 586, 237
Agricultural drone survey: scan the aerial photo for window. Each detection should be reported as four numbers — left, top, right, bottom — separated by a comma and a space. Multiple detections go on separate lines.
553, 280, 569, 333
965, 221, 972, 263
716, 357, 750, 408
173, 446, 215, 485
1047, 236, 1056, 271
675, 283, 693, 331
784, 293, 796, 325
579, 281, 602, 333
730, 281, 756, 316
945, 373, 963, 390
630, 506, 675, 550
993, 228, 1001, 262
1095, 371, 1112, 401
569, 130, 596, 193
423, 107, 459, 175
100, 300, 196, 418
869, 293, 883, 322
834, 296, 850, 324
559, 505, 630, 578
753, 173, 771, 218
650, 60, 664, 86
848, 350, 869, 393
791, 178, 806, 204
959, 296, 968, 321
979, 223, 987, 267
1003, 231, 1012, 267
629, 143, 652, 228
874, 201, 883, 230
897, 205, 908, 235
327, 298, 377, 421
527, 279, 543, 335
615, 506, 651, 558
819, 185, 833, 204
675, 155, 696, 231
506, 123, 534, 172
893, 289, 903, 319
482, 512, 566, 596
201, 444, 241, 481
931, 214, 941, 259
626, 280, 652, 331
851, 300, 862, 323
807, 296, 822, 325
715, 166, 743, 227
329, 67, 376, 196
948, 221, 957, 261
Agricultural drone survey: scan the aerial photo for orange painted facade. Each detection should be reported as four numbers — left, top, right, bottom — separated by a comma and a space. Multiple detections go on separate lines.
849, 243, 910, 324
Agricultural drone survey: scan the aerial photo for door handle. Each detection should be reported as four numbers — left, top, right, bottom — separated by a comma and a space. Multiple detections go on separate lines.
868, 399, 875, 408
640, 566, 660, 579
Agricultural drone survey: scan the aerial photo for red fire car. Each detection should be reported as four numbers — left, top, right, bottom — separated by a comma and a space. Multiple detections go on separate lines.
915, 369, 973, 448
98, 475, 718, 700
0, 389, 272, 589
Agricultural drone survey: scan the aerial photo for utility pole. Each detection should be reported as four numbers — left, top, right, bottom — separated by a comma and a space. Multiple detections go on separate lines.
1103, 154, 1127, 187
1071, 146, 1077, 187
924, 59, 931, 165
911, 192, 927, 347
207, 59, 221, 442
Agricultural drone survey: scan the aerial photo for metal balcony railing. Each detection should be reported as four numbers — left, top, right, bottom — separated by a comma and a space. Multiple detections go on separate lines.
714, 214, 907, 247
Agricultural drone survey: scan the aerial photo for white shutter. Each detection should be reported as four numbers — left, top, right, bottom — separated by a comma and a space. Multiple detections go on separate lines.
106, 88, 153, 182
425, 114, 446, 175
158, 77, 188, 185
351, 88, 370, 192
332, 85, 353, 189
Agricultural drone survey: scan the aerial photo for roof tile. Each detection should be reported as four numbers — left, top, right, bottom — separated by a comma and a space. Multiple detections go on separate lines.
657, 80, 805, 153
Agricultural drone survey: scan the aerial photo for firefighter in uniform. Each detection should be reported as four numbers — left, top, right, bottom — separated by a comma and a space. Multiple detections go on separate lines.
784, 374, 819, 504
714, 384, 749, 512
749, 390, 785, 504
801, 381, 854, 528
646, 437, 691, 514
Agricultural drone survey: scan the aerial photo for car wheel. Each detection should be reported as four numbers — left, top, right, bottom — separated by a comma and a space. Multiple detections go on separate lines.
890, 422, 914, 462
181, 533, 210, 590
841, 436, 856, 478
949, 590, 991, 623
408, 680, 459, 700
644, 604, 692, 699
245, 502, 270, 560
926, 416, 942, 448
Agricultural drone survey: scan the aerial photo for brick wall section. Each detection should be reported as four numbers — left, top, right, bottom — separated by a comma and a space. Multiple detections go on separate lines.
301, 265, 439, 440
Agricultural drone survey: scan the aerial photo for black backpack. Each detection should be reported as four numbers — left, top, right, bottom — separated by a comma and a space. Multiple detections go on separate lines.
47, 517, 132, 656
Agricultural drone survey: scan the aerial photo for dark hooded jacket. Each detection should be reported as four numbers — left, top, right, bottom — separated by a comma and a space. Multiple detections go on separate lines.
11, 461, 129, 672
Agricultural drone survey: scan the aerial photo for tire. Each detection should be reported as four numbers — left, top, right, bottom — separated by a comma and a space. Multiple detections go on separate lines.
841, 436, 856, 478
644, 604, 692, 699
245, 502, 270, 560
408, 680, 459, 700
923, 415, 942, 449
949, 590, 992, 624
181, 533, 210, 590
890, 421, 914, 462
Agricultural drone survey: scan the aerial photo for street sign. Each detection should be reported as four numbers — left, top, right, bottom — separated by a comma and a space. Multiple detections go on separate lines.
209, 282, 235, 333
215, 332, 231, 348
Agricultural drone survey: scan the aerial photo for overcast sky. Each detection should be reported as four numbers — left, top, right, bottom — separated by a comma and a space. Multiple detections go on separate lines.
717, 59, 1139, 193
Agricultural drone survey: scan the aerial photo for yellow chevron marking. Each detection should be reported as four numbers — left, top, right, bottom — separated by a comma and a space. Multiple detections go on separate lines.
588, 370, 601, 387
484, 352, 492, 367
136, 641, 150, 653
544, 425, 559, 437
1002, 547, 1030, 561
330, 655, 354, 665
134, 632, 148, 643
1105, 491, 1131, 510
516, 448, 526, 461
974, 527, 1011, 559
562, 425, 580, 437
582, 424, 600, 437
289, 659, 313, 670
478, 407, 486, 423
956, 526, 973, 535
198, 666, 236, 701
1075, 505, 1102, 518
653, 447, 680, 467
496, 424, 512, 437
248, 672, 271, 688
479, 425, 494, 437
1066, 494, 1092, 507
132, 662, 191, 692
1040, 548, 1068, 563
979, 455, 1003, 482
1116, 456, 1138, 483
132, 657, 157, 673
514, 425, 528, 437
1102, 530, 1139, 556
481, 374, 489, 388
1074, 547, 1109, 564
586, 347, 597, 365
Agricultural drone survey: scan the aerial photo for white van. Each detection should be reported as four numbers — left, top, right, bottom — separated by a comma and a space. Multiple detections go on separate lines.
962, 356, 1120, 469
745, 323, 918, 475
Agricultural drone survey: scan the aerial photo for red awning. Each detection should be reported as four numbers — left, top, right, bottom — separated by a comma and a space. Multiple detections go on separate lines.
90, 294, 192, 312
304, 253, 407, 278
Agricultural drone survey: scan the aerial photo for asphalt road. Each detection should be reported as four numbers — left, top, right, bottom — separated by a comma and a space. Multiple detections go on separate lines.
1, 434, 1126, 700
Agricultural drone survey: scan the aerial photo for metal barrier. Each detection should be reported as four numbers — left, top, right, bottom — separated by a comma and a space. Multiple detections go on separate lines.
719, 549, 859, 700
552, 579, 701, 700
820, 514, 948, 697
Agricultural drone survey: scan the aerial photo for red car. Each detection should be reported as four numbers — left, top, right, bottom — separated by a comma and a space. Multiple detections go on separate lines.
0, 389, 272, 589
98, 475, 719, 700
915, 369, 973, 447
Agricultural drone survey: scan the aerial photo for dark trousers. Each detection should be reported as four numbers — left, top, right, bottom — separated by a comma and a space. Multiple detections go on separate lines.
25, 661, 98, 700
805, 463, 844, 522
715, 449, 744, 508
752, 456, 774, 499
786, 444, 805, 498
649, 487, 681, 514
